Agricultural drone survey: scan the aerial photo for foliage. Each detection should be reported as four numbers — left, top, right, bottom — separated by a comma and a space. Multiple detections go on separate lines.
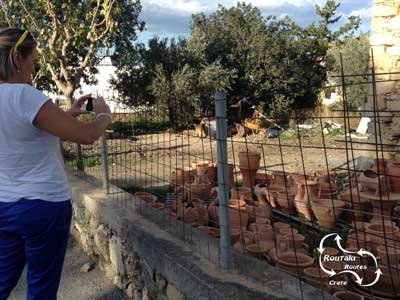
0, 0, 144, 102
326, 34, 370, 111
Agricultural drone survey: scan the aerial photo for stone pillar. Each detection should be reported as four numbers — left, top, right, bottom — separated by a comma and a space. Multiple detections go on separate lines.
368, 0, 400, 159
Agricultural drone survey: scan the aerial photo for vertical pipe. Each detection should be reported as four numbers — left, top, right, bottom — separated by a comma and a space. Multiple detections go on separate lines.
100, 133, 110, 194
215, 92, 232, 270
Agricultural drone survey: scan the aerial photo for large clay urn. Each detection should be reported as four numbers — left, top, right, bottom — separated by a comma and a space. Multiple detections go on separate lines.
310, 199, 346, 228
238, 151, 261, 169
240, 167, 258, 188
294, 180, 318, 221
387, 161, 400, 192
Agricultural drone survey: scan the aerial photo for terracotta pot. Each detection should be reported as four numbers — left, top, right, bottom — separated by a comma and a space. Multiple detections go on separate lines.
195, 161, 211, 176
377, 244, 400, 266
366, 223, 399, 254
294, 180, 318, 221
333, 291, 364, 300
254, 173, 270, 185
338, 193, 370, 221
134, 192, 157, 204
374, 158, 387, 175
181, 206, 208, 226
356, 170, 390, 196
346, 233, 371, 251
173, 167, 195, 185
240, 167, 258, 188
250, 223, 274, 241
246, 244, 268, 258
277, 252, 314, 275
355, 267, 400, 297
231, 187, 252, 202
370, 198, 397, 223
265, 186, 281, 208
273, 222, 290, 234
276, 191, 296, 214
272, 171, 288, 186
233, 236, 251, 252
311, 199, 346, 228
277, 233, 305, 252
229, 206, 249, 228
255, 217, 271, 225
303, 267, 329, 288
278, 227, 298, 236
229, 199, 246, 208
387, 161, 400, 192
185, 176, 213, 202
318, 247, 339, 256
238, 151, 261, 169
247, 202, 272, 221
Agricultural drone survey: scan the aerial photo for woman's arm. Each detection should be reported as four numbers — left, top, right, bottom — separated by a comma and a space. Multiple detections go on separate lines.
33, 97, 111, 144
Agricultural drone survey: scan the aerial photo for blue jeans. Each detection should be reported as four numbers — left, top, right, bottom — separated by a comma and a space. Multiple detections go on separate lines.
0, 199, 72, 300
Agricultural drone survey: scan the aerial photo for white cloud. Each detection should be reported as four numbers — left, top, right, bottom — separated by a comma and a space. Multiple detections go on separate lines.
349, 7, 373, 19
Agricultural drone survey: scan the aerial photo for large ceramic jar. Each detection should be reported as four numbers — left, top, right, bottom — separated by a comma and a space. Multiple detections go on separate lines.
387, 161, 400, 192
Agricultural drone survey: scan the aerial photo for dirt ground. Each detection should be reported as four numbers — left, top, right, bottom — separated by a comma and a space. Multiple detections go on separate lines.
67, 127, 372, 190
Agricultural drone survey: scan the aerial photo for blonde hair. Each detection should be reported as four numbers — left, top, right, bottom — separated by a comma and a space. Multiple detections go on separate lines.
0, 28, 36, 81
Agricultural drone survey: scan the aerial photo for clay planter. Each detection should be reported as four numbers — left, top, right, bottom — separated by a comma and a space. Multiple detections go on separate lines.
387, 161, 400, 192
250, 223, 274, 241
231, 187, 252, 203
277, 233, 305, 252
272, 171, 288, 186
356, 170, 390, 196
255, 217, 271, 225
332, 291, 364, 300
278, 227, 298, 236
246, 244, 268, 259
303, 267, 329, 289
377, 245, 400, 266
240, 167, 258, 188
134, 192, 157, 204
247, 202, 272, 221
310, 199, 346, 228
366, 223, 399, 254
346, 233, 371, 251
233, 236, 251, 252
238, 151, 261, 170
180, 206, 208, 226
277, 252, 314, 275
273, 222, 290, 235
173, 167, 195, 185
338, 193, 370, 221
294, 180, 318, 221
254, 173, 270, 185
370, 198, 397, 222
276, 191, 296, 214
229, 206, 249, 228
194, 161, 211, 177
229, 199, 247, 208
355, 267, 400, 298
374, 158, 387, 175
184, 176, 213, 202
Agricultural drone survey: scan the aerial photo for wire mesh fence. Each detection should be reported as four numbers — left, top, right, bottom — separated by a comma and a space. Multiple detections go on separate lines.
63, 63, 400, 300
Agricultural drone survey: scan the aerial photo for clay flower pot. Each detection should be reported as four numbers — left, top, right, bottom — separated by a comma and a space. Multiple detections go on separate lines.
303, 267, 329, 288
134, 192, 157, 204
374, 158, 387, 175
346, 233, 371, 251
240, 167, 258, 188
246, 244, 268, 259
338, 192, 370, 221
333, 291, 364, 300
276, 191, 296, 214
273, 222, 290, 234
377, 245, 400, 266
366, 223, 399, 254
277, 252, 314, 275
254, 173, 270, 185
278, 227, 298, 236
310, 199, 346, 228
387, 161, 400, 192
238, 151, 261, 170
250, 223, 274, 241
231, 187, 252, 203
294, 180, 318, 221
247, 202, 272, 221
277, 233, 305, 252
356, 170, 390, 196
173, 167, 195, 185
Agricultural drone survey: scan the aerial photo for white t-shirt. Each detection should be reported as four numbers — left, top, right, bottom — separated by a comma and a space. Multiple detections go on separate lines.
0, 83, 71, 202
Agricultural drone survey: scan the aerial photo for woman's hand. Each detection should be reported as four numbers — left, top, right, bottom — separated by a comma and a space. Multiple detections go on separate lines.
67, 94, 92, 117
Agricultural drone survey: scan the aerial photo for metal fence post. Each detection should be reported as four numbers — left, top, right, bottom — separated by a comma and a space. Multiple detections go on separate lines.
215, 92, 232, 270
100, 133, 110, 194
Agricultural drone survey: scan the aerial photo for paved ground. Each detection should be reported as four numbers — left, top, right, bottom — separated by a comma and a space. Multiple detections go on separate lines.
8, 236, 126, 300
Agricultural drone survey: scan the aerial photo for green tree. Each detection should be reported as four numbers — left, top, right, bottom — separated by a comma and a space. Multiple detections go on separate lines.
0, 0, 144, 104
327, 34, 370, 110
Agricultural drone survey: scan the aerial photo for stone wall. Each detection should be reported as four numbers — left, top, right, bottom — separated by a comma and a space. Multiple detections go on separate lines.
68, 173, 326, 300
368, 0, 400, 159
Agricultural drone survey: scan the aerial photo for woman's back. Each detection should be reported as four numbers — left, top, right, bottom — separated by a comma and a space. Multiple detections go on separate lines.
0, 83, 70, 203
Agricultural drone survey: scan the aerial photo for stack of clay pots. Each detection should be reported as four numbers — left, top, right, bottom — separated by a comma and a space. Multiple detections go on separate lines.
238, 151, 261, 188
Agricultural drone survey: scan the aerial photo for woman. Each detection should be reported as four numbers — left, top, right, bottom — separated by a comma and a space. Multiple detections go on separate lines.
0, 28, 112, 300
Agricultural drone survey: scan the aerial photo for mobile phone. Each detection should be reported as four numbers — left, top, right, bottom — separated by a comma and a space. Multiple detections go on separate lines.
86, 97, 94, 112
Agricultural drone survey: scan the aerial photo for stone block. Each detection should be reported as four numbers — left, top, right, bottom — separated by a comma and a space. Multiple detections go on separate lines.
109, 236, 125, 277
373, 5, 398, 17
370, 33, 398, 46
386, 99, 400, 110
166, 284, 184, 300
372, 17, 388, 33
94, 225, 110, 262
369, 81, 398, 95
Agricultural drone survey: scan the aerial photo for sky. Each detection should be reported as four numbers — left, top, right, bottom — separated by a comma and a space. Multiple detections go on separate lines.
137, 0, 373, 44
